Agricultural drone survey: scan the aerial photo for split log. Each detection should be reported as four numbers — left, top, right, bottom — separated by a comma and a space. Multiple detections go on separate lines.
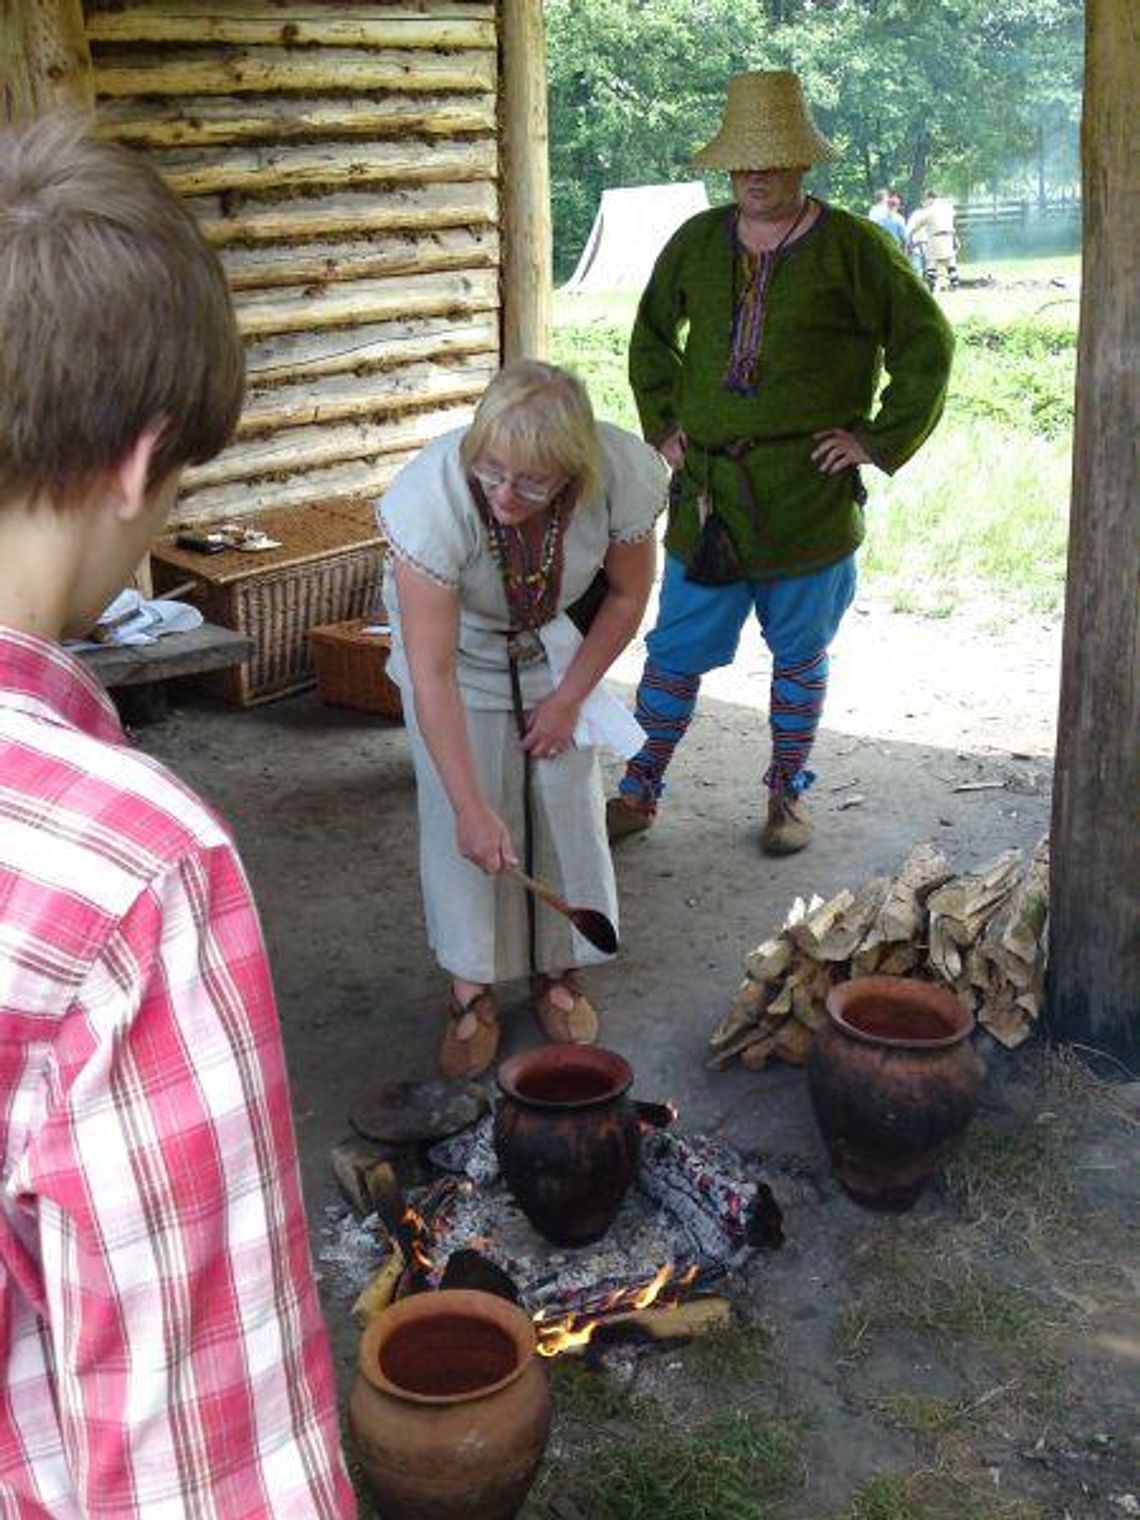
154, 139, 496, 200
709, 841, 1049, 1068
94, 46, 497, 100
97, 91, 496, 150
859, 842, 954, 955
194, 181, 499, 249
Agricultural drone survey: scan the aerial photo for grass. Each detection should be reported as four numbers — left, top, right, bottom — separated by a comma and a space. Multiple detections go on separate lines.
531, 1397, 800, 1519
551, 253, 1079, 617
846, 1470, 1044, 1520
521, 1321, 799, 1516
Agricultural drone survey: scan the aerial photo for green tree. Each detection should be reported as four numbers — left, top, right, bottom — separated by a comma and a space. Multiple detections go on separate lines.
545, 0, 1082, 275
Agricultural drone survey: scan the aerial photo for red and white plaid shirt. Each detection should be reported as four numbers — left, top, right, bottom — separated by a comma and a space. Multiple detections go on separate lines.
0, 630, 355, 1518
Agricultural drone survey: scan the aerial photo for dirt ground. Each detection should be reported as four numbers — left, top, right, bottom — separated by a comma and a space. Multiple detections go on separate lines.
137, 592, 1138, 1520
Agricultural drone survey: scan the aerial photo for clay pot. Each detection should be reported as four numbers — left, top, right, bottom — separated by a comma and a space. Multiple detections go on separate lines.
349, 1288, 551, 1520
494, 1044, 641, 1246
807, 976, 985, 1212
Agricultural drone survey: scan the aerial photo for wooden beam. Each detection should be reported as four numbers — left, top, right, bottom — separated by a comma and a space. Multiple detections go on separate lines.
1, 0, 93, 123
1047, 0, 1140, 1065
94, 46, 495, 99
153, 138, 496, 199
193, 181, 498, 248
85, 6, 495, 51
499, 0, 551, 360
97, 92, 496, 150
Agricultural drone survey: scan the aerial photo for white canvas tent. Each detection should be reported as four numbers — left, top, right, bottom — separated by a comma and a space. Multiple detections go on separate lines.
561, 182, 710, 292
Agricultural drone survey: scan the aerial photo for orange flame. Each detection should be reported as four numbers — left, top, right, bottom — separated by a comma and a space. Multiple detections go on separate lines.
534, 1263, 699, 1358
401, 1207, 435, 1273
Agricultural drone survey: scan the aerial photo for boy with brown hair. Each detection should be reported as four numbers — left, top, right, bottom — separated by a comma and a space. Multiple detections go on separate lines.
0, 114, 355, 1516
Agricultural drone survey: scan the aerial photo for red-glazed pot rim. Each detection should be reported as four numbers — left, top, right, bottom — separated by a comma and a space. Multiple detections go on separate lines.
358, 1288, 538, 1406
496, 1043, 634, 1109
825, 975, 975, 1050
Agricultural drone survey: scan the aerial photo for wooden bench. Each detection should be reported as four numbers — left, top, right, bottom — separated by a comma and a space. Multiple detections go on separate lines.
76, 624, 253, 723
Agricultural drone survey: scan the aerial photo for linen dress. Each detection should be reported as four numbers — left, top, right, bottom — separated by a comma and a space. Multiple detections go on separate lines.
377, 421, 667, 983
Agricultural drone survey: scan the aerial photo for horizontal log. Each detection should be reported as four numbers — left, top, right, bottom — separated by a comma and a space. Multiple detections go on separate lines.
173, 452, 423, 527
221, 227, 499, 292
194, 180, 498, 246
183, 403, 477, 489
239, 355, 496, 435
87, 7, 494, 50
157, 139, 496, 198
97, 92, 496, 149
544, 1296, 733, 1357
245, 312, 499, 384
94, 46, 496, 98
231, 267, 498, 338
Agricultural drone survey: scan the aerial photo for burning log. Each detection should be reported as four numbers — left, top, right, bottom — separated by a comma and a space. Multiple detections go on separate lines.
533, 1262, 731, 1357
537, 1295, 733, 1359
710, 839, 1050, 1069
638, 1128, 783, 1258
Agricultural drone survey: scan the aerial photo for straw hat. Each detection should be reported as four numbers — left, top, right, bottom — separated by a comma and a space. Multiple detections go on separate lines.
692, 71, 837, 171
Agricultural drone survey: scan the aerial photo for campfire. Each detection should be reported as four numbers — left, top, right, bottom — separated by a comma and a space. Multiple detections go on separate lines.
330, 1088, 783, 1360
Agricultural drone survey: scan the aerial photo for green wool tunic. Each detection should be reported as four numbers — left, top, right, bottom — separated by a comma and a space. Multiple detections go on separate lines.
629, 200, 955, 578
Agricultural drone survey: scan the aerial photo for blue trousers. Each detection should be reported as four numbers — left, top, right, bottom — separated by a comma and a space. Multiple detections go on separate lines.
619, 553, 856, 807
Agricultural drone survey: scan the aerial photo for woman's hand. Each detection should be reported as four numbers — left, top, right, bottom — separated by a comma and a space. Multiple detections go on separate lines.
659, 429, 688, 472
522, 692, 580, 760
811, 428, 871, 475
456, 801, 518, 874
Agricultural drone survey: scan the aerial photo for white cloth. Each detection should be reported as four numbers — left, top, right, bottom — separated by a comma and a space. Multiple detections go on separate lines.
537, 613, 646, 759
65, 588, 204, 649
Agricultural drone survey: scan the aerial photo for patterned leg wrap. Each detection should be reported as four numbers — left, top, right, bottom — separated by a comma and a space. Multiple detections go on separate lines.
764, 649, 828, 797
618, 660, 702, 807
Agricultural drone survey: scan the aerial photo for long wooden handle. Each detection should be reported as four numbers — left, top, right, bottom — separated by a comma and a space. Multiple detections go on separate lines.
508, 864, 572, 918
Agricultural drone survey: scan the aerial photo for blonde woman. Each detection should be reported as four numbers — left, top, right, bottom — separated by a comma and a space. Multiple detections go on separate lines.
378, 361, 667, 1076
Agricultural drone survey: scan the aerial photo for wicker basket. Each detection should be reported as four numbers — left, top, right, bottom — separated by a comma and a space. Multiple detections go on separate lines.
310, 618, 403, 720
150, 501, 384, 706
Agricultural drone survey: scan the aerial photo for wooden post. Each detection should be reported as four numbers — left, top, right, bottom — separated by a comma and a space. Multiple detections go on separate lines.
499, 0, 551, 361
1047, 0, 1139, 1067
1, 0, 93, 124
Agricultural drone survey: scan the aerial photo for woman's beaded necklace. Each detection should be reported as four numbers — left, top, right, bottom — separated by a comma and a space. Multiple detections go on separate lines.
470, 476, 567, 630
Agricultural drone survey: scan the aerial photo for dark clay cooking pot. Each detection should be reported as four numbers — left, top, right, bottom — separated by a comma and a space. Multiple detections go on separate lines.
494, 1044, 641, 1246
807, 975, 985, 1212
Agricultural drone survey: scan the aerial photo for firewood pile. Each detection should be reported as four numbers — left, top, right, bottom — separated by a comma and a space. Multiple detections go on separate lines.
709, 837, 1050, 1070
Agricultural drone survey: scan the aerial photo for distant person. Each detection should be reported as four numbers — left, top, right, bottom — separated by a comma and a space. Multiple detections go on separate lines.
0, 115, 355, 1514
907, 190, 961, 290
607, 70, 954, 856
378, 361, 665, 1076
868, 187, 907, 250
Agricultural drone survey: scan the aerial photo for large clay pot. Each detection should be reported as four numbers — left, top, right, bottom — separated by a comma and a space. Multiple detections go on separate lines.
494, 1044, 641, 1246
807, 976, 985, 1212
349, 1288, 551, 1520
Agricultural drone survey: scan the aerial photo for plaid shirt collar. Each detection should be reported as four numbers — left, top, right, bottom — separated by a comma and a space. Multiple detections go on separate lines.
0, 625, 126, 746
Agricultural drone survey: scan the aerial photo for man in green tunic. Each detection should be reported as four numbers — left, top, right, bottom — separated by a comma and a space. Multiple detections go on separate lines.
608, 70, 955, 854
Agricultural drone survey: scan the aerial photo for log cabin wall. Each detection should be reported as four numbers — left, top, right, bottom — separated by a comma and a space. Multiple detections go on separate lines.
85, 1, 504, 527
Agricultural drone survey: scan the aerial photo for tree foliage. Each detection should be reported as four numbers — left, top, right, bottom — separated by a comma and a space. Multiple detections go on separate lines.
545, 0, 1083, 278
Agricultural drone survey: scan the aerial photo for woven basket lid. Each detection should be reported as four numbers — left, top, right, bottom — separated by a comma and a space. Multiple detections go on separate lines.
692, 70, 837, 171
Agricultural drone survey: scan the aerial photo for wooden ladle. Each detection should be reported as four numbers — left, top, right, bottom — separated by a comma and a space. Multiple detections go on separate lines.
508, 865, 619, 954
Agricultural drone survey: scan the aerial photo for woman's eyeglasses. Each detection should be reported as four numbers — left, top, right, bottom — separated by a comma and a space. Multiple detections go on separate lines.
472, 466, 563, 506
